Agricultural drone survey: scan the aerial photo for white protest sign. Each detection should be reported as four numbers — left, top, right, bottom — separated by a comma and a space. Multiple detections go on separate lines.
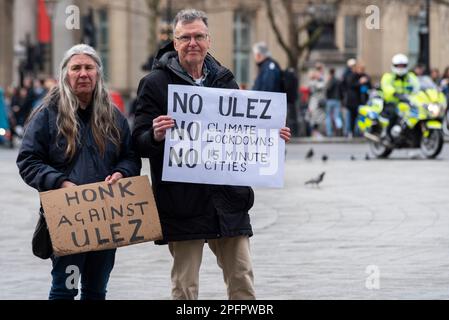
162, 85, 286, 188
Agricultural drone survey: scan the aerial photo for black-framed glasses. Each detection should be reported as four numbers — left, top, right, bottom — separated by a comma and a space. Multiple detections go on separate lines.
175, 34, 209, 44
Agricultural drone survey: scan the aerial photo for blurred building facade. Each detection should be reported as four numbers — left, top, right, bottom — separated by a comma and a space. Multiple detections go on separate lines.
1, 0, 151, 99
0, 0, 15, 90
162, 0, 449, 85
2, 0, 449, 91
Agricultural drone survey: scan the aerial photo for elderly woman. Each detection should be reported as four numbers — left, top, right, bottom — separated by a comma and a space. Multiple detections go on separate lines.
16, 44, 141, 300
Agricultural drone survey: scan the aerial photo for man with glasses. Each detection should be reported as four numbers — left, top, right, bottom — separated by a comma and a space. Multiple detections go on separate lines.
380, 53, 420, 143
133, 8, 291, 300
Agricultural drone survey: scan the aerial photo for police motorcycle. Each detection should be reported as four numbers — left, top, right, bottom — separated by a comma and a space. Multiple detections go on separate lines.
357, 79, 446, 159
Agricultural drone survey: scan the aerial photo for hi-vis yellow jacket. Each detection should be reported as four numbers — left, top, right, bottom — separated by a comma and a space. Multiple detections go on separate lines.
380, 72, 420, 103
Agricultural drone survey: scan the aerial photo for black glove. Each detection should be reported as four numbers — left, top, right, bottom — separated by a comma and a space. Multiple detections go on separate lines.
394, 93, 409, 103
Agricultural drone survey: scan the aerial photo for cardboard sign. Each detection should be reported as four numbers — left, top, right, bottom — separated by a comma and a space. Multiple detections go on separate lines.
162, 85, 286, 188
39, 176, 162, 256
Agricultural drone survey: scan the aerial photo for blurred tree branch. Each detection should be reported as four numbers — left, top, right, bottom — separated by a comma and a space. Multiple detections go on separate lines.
145, 0, 161, 54
264, 0, 341, 73
433, 0, 449, 5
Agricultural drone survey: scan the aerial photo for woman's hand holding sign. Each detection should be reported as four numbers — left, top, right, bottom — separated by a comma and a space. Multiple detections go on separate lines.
153, 115, 175, 142
61, 181, 77, 188
105, 172, 124, 185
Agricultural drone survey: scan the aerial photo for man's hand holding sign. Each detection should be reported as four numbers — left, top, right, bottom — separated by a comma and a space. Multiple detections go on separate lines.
153, 115, 176, 142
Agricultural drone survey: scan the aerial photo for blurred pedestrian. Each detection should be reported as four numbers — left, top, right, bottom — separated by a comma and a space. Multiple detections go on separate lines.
308, 62, 326, 137
3, 86, 16, 141
430, 68, 441, 85
32, 78, 48, 109
356, 63, 372, 106
0, 88, 11, 145
325, 68, 343, 137
10, 86, 33, 131
142, 24, 172, 73
414, 63, 437, 89
440, 66, 449, 99
16, 44, 141, 300
413, 63, 426, 77
345, 62, 372, 138
341, 58, 357, 136
252, 41, 283, 92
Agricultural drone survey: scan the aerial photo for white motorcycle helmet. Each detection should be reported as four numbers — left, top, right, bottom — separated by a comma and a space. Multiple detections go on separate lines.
391, 53, 409, 76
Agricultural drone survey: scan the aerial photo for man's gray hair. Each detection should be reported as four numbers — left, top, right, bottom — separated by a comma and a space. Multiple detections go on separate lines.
173, 9, 208, 31
252, 42, 271, 57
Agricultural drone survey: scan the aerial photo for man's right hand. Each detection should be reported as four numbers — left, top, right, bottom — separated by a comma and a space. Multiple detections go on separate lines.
153, 115, 175, 142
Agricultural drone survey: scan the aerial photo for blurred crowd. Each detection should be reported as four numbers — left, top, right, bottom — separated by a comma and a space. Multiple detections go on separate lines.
3, 59, 449, 148
301, 59, 449, 139
0, 77, 57, 147
0, 76, 131, 148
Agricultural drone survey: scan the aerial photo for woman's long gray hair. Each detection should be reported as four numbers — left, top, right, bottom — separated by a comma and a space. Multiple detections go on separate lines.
43, 44, 121, 160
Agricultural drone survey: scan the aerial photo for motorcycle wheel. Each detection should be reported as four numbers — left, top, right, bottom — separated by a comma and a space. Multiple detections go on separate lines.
369, 141, 393, 158
420, 129, 444, 159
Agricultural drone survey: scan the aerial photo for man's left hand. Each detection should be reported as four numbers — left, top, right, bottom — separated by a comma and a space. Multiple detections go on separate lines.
105, 172, 124, 185
280, 127, 291, 142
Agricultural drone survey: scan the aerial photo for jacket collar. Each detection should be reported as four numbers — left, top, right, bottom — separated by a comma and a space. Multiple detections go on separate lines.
257, 57, 271, 68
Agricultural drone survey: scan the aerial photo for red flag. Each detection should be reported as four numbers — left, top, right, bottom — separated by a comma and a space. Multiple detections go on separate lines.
37, 0, 51, 43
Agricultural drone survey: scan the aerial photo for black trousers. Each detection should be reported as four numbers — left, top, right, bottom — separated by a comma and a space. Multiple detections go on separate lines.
347, 105, 359, 134
381, 102, 398, 138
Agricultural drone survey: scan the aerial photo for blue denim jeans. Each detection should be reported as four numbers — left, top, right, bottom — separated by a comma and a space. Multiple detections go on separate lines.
49, 249, 116, 300
325, 99, 343, 137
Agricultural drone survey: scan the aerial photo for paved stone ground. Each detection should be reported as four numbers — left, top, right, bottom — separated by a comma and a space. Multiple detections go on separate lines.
1, 143, 449, 300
